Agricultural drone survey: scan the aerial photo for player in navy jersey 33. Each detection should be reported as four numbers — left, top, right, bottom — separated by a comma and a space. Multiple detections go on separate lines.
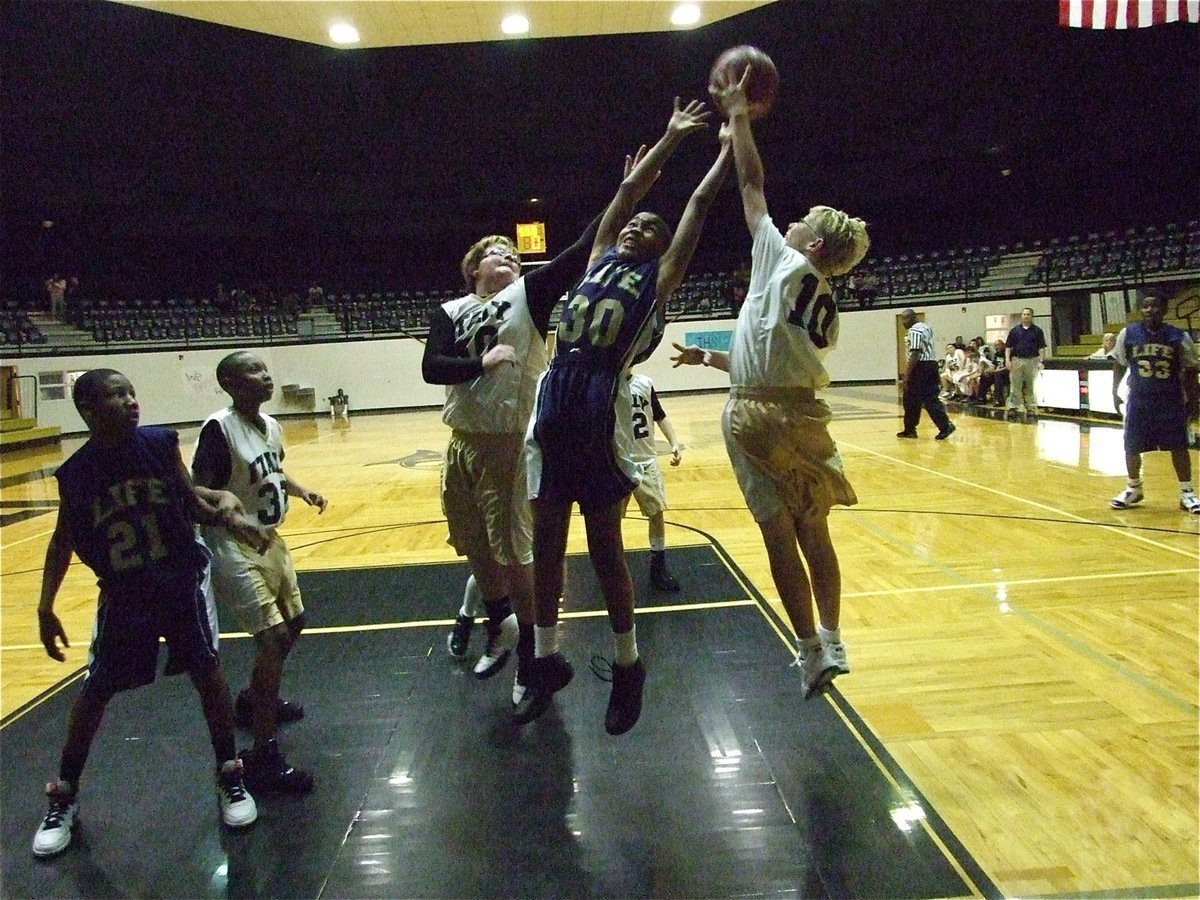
675, 68, 870, 699
32, 369, 268, 859
521, 98, 732, 735
1109, 292, 1200, 513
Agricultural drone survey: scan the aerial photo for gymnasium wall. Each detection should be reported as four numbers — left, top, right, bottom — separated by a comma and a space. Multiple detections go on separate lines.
3, 296, 1050, 434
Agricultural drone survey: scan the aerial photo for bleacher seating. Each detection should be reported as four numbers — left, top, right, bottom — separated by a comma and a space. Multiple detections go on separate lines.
5, 219, 1197, 355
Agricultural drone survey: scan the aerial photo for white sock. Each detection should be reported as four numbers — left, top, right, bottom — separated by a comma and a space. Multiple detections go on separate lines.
460, 575, 485, 618
649, 537, 666, 553
614, 626, 638, 666
799, 634, 822, 654
818, 624, 842, 646
534, 624, 558, 658
1128, 478, 1144, 488
1180, 482, 1195, 494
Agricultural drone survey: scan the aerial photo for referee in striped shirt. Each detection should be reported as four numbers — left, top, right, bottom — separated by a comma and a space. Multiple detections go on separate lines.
898, 308, 955, 440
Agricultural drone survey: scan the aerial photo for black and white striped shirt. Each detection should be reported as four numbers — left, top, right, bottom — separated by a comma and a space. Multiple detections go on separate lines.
905, 321, 937, 362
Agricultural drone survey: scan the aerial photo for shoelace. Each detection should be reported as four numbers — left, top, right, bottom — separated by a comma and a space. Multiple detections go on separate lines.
220, 775, 249, 803
589, 655, 613, 683
42, 797, 73, 827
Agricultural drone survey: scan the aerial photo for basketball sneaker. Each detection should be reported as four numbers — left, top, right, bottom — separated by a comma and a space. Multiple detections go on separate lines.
599, 657, 646, 736
822, 639, 850, 676
513, 652, 574, 724
32, 780, 77, 858
1110, 486, 1144, 509
239, 739, 314, 794
791, 643, 838, 700
1181, 491, 1200, 514
649, 551, 681, 592
447, 614, 474, 659
216, 760, 258, 828
473, 613, 518, 679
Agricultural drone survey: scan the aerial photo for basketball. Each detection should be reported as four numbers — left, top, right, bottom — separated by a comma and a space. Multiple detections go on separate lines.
709, 45, 778, 120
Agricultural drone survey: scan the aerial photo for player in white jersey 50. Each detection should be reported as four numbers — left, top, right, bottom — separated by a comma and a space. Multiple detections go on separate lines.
423, 155, 647, 709
193, 351, 327, 795
675, 69, 870, 700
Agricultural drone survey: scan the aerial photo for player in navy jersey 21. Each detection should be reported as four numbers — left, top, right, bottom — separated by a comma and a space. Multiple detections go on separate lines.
32, 369, 268, 859
1109, 292, 1200, 513
521, 98, 732, 735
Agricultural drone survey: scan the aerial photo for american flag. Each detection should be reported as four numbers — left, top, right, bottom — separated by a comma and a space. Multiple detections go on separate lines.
1060, 0, 1200, 27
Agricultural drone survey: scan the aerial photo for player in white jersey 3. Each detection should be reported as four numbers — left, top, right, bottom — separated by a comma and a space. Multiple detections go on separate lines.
623, 370, 684, 592
674, 71, 870, 699
193, 352, 327, 793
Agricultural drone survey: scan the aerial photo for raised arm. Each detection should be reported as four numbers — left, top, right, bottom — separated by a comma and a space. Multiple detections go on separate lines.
710, 69, 767, 235
656, 130, 733, 303
590, 98, 711, 266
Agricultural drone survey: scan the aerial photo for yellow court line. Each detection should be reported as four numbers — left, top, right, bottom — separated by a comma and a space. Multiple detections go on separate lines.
0, 599, 758, 651
840, 439, 1200, 560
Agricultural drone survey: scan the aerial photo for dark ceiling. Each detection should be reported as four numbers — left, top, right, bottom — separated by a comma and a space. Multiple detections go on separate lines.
3, 0, 1198, 299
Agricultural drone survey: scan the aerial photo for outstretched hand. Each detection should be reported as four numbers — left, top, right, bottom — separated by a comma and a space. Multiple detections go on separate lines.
670, 342, 705, 368
667, 97, 711, 137
709, 65, 751, 118
623, 144, 650, 180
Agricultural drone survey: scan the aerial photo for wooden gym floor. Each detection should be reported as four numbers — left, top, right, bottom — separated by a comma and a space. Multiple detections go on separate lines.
1, 384, 1196, 898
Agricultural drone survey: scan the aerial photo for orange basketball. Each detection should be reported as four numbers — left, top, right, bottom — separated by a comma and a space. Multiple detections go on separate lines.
709, 45, 779, 120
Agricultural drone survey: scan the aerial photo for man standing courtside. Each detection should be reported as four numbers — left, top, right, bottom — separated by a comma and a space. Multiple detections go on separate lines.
1005, 307, 1047, 417
897, 309, 955, 440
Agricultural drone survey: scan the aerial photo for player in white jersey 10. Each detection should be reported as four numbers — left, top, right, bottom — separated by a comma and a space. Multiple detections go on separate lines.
675, 69, 870, 700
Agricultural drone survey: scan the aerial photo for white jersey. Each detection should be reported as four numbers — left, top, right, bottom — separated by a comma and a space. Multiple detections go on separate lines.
197, 407, 289, 528
729, 216, 839, 390
628, 374, 658, 463
440, 277, 547, 435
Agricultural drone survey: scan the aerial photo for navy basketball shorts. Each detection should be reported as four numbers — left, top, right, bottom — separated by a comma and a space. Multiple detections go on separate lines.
84, 566, 219, 696
1124, 399, 1188, 453
529, 361, 637, 514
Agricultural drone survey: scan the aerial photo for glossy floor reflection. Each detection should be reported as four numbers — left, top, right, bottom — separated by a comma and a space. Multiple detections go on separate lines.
2, 547, 999, 898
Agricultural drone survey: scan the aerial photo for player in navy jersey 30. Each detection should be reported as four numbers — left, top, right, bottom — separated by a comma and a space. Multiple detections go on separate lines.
1109, 292, 1200, 513
193, 352, 327, 795
675, 69, 870, 699
521, 98, 732, 735
31, 369, 268, 859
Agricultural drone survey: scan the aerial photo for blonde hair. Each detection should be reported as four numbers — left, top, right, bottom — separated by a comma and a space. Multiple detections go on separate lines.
808, 205, 870, 277
460, 235, 520, 292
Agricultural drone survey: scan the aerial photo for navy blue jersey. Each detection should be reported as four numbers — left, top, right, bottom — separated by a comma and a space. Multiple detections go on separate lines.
55, 426, 205, 592
554, 248, 662, 374
1119, 321, 1193, 406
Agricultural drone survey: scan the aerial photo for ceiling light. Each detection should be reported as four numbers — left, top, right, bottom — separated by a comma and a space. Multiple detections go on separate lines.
671, 3, 701, 26
329, 22, 360, 44
501, 14, 529, 35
